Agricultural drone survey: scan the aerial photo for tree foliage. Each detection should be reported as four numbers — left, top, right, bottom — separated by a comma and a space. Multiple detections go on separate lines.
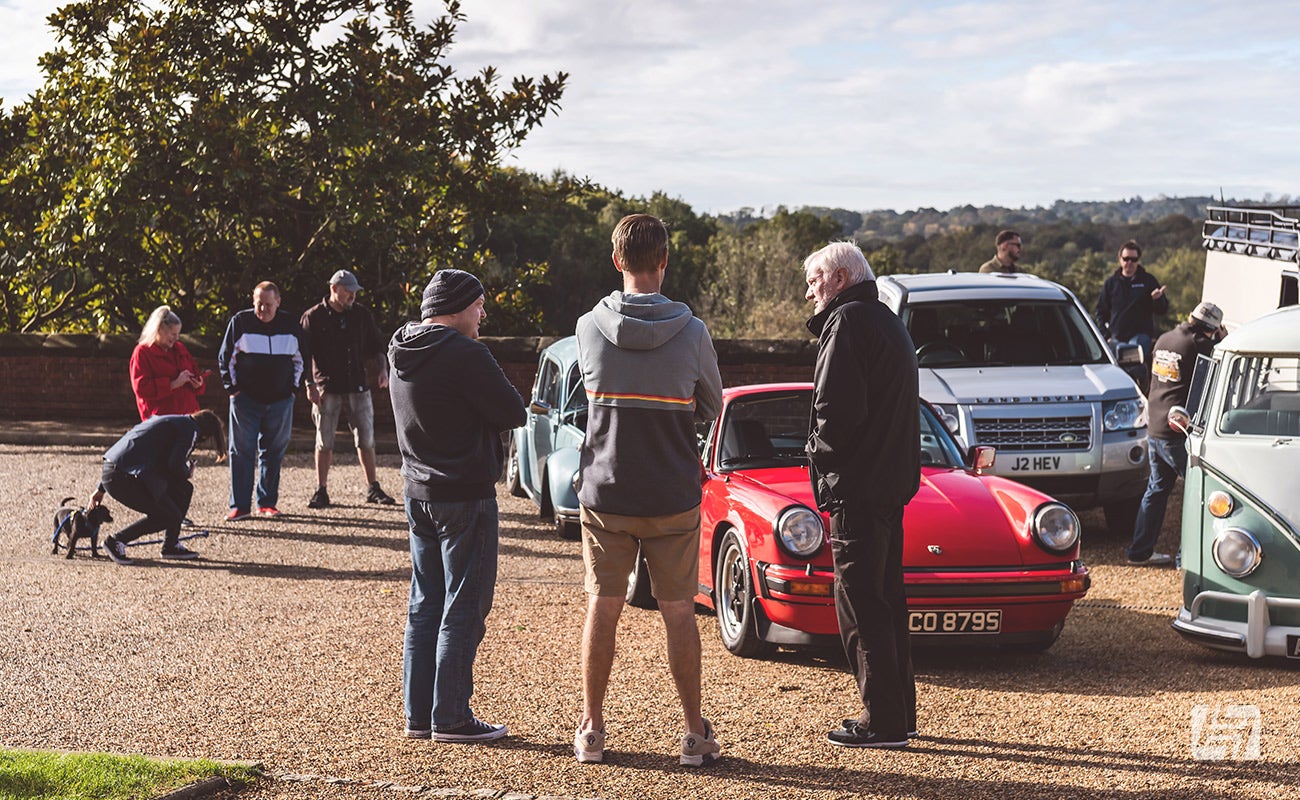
0, 0, 565, 335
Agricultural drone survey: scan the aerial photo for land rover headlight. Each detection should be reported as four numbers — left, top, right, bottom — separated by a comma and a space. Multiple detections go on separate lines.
1103, 398, 1146, 431
1212, 528, 1262, 578
931, 403, 961, 435
775, 506, 825, 558
1032, 503, 1081, 554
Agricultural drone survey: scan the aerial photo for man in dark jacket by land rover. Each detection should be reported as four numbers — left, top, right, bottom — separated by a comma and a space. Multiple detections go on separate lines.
804, 241, 920, 750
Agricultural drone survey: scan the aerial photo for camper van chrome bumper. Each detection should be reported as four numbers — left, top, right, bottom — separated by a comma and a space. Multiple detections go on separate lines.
1173, 590, 1300, 658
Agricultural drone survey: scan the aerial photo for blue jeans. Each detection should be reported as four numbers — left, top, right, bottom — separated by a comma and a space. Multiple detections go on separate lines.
228, 393, 294, 511
1129, 437, 1187, 560
403, 497, 499, 731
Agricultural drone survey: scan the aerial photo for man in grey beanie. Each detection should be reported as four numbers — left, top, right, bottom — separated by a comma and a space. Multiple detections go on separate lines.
388, 269, 526, 743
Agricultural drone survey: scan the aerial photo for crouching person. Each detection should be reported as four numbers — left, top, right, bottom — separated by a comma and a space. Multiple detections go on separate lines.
91, 410, 226, 565
388, 270, 526, 743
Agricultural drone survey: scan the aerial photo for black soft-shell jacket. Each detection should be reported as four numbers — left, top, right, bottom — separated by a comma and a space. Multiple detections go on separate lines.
806, 280, 921, 512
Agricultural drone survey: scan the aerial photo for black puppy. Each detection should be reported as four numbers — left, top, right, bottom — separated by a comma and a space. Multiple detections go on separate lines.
53, 496, 113, 559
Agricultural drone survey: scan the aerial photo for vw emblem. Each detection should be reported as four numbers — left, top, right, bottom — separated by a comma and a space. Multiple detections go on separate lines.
1059, 433, 1077, 444
927, 545, 942, 555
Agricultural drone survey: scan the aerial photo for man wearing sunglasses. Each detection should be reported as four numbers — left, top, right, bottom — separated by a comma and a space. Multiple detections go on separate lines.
1096, 240, 1169, 368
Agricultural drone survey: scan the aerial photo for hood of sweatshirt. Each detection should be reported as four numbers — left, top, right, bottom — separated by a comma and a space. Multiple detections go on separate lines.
389, 322, 463, 378
590, 291, 694, 351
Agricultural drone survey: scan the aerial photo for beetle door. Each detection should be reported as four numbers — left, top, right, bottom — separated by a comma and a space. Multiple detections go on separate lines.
528, 356, 561, 489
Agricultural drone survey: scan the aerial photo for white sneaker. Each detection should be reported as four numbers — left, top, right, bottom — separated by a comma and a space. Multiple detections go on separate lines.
574, 727, 605, 763
680, 719, 721, 766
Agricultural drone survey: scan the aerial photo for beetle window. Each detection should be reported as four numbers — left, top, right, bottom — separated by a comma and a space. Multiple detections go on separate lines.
563, 361, 587, 413
539, 358, 562, 408
1218, 355, 1300, 436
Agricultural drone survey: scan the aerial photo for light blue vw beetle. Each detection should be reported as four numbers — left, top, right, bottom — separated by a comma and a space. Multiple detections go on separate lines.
1169, 306, 1300, 659
507, 336, 586, 539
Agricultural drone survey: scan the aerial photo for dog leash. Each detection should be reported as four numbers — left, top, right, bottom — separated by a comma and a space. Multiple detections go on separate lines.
123, 530, 210, 548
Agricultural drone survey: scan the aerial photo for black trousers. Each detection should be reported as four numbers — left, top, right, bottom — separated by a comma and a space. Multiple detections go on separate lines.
101, 464, 193, 547
830, 500, 915, 735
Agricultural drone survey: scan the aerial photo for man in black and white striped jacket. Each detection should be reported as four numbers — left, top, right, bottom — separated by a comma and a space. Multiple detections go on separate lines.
217, 280, 310, 520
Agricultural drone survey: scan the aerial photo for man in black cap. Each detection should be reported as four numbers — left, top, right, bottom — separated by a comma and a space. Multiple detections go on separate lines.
388, 269, 526, 744
301, 269, 396, 508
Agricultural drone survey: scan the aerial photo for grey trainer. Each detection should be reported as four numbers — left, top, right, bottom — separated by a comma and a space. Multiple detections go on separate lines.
680, 719, 721, 766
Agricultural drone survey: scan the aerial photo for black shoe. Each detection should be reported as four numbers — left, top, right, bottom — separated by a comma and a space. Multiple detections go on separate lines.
103, 535, 134, 566
432, 718, 507, 743
308, 486, 331, 509
842, 718, 918, 738
828, 722, 909, 748
366, 482, 396, 505
161, 544, 200, 560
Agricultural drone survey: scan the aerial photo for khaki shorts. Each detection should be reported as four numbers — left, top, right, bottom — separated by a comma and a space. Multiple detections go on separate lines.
312, 391, 375, 451
581, 505, 701, 602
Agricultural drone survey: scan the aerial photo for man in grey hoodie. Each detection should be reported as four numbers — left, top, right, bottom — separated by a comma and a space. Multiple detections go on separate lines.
571, 214, 724, 766
388, 269, 526, 744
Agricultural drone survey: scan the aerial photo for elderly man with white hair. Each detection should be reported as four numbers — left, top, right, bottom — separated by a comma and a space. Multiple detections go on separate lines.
804, 242, 920, 749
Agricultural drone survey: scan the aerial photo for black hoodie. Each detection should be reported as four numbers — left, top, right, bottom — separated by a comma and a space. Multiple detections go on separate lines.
388, 323, 526, 501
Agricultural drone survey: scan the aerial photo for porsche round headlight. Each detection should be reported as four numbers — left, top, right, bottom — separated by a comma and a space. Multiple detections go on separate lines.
1212, 528, 1262, 578
775, 506, 825, 558
1032, 502, 1081, 554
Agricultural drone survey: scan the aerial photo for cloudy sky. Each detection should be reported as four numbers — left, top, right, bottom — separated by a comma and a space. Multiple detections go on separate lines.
3, 0, 1297, 213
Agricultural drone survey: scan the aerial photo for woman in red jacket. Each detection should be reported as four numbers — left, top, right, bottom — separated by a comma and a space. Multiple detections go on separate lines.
131, 305, 207, 420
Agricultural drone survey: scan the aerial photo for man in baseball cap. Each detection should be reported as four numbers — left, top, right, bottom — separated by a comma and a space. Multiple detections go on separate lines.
1127, 300, 1226, 566
300, 268, 396, 509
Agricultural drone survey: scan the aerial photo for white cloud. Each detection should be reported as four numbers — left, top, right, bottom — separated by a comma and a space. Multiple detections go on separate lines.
2, 0, 1298, 211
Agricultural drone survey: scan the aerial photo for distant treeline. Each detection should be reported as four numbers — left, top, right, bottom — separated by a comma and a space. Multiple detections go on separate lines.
482, 181, 1244, 339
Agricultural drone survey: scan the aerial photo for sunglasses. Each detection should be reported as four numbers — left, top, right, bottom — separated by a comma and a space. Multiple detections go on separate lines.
1121, 257, 1139, 263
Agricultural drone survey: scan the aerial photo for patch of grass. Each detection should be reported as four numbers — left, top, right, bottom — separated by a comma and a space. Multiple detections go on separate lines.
0, 749, 259, 800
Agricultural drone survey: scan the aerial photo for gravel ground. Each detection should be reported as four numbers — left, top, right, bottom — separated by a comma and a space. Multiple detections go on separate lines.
3, 439, 1299, 800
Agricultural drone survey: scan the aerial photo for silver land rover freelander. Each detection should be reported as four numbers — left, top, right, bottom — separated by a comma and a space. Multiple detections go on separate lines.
876, 272, 1148, 533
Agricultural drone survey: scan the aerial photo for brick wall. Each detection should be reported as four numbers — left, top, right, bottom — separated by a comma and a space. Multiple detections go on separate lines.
0, 333, 815, 424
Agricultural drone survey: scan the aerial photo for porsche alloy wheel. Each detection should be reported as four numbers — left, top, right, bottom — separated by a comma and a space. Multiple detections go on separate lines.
714, 530, 772, 657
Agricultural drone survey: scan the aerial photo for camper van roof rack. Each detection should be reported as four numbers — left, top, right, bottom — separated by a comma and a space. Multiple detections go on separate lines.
1203, 205, 1300, 263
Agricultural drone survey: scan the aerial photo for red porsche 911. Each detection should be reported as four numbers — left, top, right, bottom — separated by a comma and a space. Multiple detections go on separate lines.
673, 383, 1091, 657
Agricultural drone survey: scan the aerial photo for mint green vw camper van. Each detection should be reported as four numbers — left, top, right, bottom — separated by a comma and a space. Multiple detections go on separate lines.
1170, 306, 1300, 658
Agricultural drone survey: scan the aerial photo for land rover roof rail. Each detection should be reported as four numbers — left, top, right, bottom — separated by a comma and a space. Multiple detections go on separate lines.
1203, 204, 1300, 263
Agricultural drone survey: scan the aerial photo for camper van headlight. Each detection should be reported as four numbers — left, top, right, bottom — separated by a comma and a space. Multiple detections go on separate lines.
1212, 528, 1262, 578
1103, 398, 1146, 431
1032, 503, 1081, 554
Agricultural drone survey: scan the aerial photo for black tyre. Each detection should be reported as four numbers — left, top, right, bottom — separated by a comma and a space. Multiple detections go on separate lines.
1103, 497, 1141, 537
625, 546, 658, 609
556, 516, 581, 541
506, 438, 526, 498
714, 529, 773, 657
